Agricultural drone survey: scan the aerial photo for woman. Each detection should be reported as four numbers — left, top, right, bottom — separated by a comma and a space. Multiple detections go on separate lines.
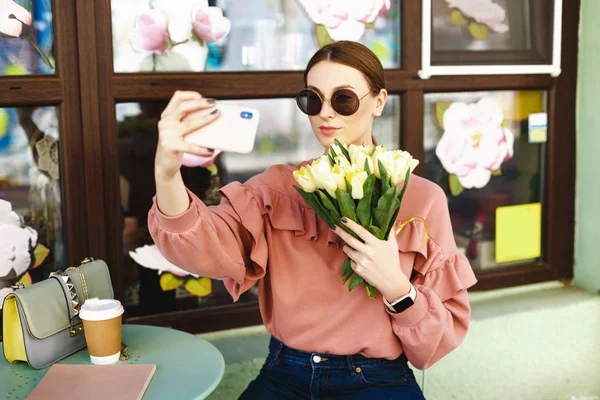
149, 41, 477, 399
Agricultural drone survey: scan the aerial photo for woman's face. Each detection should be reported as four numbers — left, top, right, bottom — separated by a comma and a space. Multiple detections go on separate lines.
305, 60, 387, 149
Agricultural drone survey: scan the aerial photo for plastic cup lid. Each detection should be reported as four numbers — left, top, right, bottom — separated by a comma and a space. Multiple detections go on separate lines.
79, 298, 124, 321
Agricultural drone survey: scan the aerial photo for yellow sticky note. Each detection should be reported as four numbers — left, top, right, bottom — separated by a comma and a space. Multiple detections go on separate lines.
495, 203, 542, 263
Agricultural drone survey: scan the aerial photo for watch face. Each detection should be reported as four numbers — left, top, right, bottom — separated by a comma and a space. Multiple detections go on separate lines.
393, 297, 415, 313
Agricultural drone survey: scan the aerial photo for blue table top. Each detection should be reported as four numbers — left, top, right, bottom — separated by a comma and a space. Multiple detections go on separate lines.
0, 324, 225, 400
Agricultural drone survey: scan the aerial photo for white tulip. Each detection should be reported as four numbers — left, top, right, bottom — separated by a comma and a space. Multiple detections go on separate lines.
390, 151, 420, 185
349, 170, 369, 199
293, 165, 318, 192
311, 156, 343, 197
349, 145, 374, 174
371, 146, 388, 178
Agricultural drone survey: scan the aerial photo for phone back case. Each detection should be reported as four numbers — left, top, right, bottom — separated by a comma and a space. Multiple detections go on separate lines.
184, 104, 260, 154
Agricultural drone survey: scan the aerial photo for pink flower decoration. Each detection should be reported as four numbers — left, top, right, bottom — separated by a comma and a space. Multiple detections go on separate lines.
0, 0, 32, 38
445, 0, 509, 33
299, 0, 390, 41
129, 9, 171, 53
129, 244, 199, 278
435, 97, 514, 189
0, 200, 37, 279
192, 6, 231, 43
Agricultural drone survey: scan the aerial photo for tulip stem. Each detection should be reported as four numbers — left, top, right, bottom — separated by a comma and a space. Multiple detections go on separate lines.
29, 40, 54, 70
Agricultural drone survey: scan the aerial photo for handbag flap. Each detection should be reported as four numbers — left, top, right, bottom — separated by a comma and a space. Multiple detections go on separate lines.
12, 260, 114, 340
12, 279, 72, 340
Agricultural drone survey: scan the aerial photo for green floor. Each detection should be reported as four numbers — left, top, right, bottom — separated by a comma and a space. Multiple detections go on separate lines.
200, 325, 270, 399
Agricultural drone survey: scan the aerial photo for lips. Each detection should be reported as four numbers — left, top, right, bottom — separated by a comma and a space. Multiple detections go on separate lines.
319, 126, 339, 135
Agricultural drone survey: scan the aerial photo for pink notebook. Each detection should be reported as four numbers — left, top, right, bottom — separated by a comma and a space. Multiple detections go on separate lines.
26, 364, 156, 400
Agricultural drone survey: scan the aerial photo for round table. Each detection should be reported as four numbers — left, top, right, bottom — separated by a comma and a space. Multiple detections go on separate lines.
0, 324, 225, 400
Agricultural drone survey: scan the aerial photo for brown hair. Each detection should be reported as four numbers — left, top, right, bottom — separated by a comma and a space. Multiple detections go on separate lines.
303, 41, 386, 94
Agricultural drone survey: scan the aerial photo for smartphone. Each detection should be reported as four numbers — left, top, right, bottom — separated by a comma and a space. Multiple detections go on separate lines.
184, 104, 260, 154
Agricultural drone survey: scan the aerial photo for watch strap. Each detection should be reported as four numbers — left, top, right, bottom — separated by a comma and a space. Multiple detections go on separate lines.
384, 284, 416, 313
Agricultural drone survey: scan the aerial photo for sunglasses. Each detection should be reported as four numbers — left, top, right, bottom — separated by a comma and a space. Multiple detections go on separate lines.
296, 88, 372, 116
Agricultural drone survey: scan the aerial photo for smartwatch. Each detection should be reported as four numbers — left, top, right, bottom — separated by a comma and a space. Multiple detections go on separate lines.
383, 284, 417, 314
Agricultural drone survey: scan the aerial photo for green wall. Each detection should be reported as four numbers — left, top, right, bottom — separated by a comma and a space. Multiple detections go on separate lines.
575, 0, 600, 293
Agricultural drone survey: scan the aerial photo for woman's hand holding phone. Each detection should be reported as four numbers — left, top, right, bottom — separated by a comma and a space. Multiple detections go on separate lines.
155, 91, 220, 181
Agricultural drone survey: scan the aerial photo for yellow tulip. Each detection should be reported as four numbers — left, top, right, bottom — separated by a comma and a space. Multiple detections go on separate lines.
293, 165, 318, 192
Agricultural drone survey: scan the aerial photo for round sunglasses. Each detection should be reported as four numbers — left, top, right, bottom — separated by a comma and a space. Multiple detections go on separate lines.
296, 88, 372, 116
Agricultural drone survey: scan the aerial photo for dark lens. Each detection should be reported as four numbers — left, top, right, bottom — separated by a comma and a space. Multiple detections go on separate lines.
296, 89, 322, 115
332, 89, 359, 116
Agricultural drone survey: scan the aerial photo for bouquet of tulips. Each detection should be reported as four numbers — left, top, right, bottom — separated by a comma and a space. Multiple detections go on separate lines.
293, 140, 419, 299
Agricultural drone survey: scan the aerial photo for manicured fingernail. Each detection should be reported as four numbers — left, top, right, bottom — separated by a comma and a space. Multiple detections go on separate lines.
207, 148, 214, 152
210, 109, 219, 114
330, 224, 336, 231
341, 217, 348, 223
207, 99, 216, 104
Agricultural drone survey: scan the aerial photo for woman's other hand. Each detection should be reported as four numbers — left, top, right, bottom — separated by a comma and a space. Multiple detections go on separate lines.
155, 91, 220, 181
333, 218, 412, 302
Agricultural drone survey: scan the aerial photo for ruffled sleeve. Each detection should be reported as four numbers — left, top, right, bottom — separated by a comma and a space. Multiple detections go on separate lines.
148, 181, 268, 302
390, 181, 477, 370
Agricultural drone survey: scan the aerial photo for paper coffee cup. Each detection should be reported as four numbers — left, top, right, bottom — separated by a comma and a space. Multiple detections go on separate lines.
80, 298, 124, 365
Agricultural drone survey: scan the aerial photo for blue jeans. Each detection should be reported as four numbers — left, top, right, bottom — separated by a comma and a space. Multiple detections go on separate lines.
239, 336, 426, 399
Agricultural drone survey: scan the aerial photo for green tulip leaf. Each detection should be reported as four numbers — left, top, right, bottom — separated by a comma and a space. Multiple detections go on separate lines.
336, 188, 358, 223
364, 158, 371, 175
294, 186, 337, 227
316, 24, 334, 47
435, 102, 451, 130
357, 175, 376, 229
365, 283, 375, 299
317, 190, 341, 221
378, 159, 390, 193
341, 257, 353, 284
448, 174, 464, 196
374, 185, 401, 237
348, 273, 364, 291
334, 138, 351, 162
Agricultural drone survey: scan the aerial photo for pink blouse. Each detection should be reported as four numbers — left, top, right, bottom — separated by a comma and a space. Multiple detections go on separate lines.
148, 163, 477, 369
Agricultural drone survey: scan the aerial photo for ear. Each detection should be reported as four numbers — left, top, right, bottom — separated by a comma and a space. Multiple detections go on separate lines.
373, 89, 388, 118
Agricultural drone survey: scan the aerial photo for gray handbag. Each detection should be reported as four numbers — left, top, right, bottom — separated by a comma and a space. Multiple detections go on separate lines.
2, 258, 115, 369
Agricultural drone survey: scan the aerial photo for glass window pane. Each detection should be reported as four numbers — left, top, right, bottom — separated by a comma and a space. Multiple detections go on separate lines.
0, 0, 55, 75
116, 95, 400, 316
111, 0, 400, 73
0, 106, 65, 307
424, 91, 546, 272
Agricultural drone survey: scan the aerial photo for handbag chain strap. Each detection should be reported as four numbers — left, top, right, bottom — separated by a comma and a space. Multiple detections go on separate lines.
65, 266, 89, 301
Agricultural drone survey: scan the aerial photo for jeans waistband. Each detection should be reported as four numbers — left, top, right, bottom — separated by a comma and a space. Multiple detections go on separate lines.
268, 336, 408, 369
